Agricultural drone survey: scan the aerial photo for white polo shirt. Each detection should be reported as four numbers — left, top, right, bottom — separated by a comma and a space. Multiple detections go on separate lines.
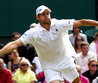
19, 18, 76, 70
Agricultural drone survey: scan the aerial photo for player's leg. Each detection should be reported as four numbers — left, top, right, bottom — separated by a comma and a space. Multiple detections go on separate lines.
57, 58, 80, 83
50, 80, 60, 83
72, 76, 81, 83
43, 69, 64, 83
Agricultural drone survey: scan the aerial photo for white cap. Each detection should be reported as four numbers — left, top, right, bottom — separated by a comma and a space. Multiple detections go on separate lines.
36, 5, 51, 15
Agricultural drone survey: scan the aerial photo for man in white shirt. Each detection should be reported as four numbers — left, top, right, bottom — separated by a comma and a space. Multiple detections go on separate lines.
0, 5, 98, 83
75, 42, 97, 73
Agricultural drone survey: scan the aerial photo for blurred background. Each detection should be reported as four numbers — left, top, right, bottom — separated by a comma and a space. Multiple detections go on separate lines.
0, 0, 98, 44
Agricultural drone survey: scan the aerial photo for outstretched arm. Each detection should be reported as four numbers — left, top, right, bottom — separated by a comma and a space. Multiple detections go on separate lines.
73, 19, 98, 27
0, 39, 23, 56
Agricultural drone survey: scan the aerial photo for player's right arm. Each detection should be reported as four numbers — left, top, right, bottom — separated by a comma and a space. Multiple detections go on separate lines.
0, 39, 23, 57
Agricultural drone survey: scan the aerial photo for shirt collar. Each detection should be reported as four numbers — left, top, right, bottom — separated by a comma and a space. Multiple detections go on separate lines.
51, 19, 55, 26
82, 54, 88, 58
0, 68, 4, 74
20, 69, 30, 74
37, 19, 55, 31
37, 23, 46, 31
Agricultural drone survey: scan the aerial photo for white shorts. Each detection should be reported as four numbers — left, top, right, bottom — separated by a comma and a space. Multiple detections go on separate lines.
43, 58, 79, 83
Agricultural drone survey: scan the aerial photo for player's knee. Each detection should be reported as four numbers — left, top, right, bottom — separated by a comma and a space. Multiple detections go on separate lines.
50, 80, 60, 83
72, 76, 81, 83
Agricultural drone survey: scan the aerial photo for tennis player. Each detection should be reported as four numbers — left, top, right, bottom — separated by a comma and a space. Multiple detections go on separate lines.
0, 5, 98, 83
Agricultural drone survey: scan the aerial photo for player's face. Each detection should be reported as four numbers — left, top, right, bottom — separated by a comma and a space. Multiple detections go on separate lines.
36, 10, 51, 25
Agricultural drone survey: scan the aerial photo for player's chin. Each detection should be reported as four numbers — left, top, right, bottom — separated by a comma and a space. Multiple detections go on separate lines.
44, 21, 50, 24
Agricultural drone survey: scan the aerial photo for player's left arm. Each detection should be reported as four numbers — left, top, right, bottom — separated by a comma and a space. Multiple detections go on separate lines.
73, 19, 98, 27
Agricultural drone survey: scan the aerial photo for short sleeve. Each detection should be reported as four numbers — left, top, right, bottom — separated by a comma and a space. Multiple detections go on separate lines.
13, 72, 17, 81
19, 29, 34, 45
55, 19, 75, 30
30, 72, 37, 81
32, 57, 37, 63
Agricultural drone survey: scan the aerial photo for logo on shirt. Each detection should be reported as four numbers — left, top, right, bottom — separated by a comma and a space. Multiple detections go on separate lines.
23, 33, 27, 36
56, 29, 58, 31
22, 33, 27, 39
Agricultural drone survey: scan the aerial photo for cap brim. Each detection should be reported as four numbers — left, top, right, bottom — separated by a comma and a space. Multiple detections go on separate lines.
36, 8, 51, 15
